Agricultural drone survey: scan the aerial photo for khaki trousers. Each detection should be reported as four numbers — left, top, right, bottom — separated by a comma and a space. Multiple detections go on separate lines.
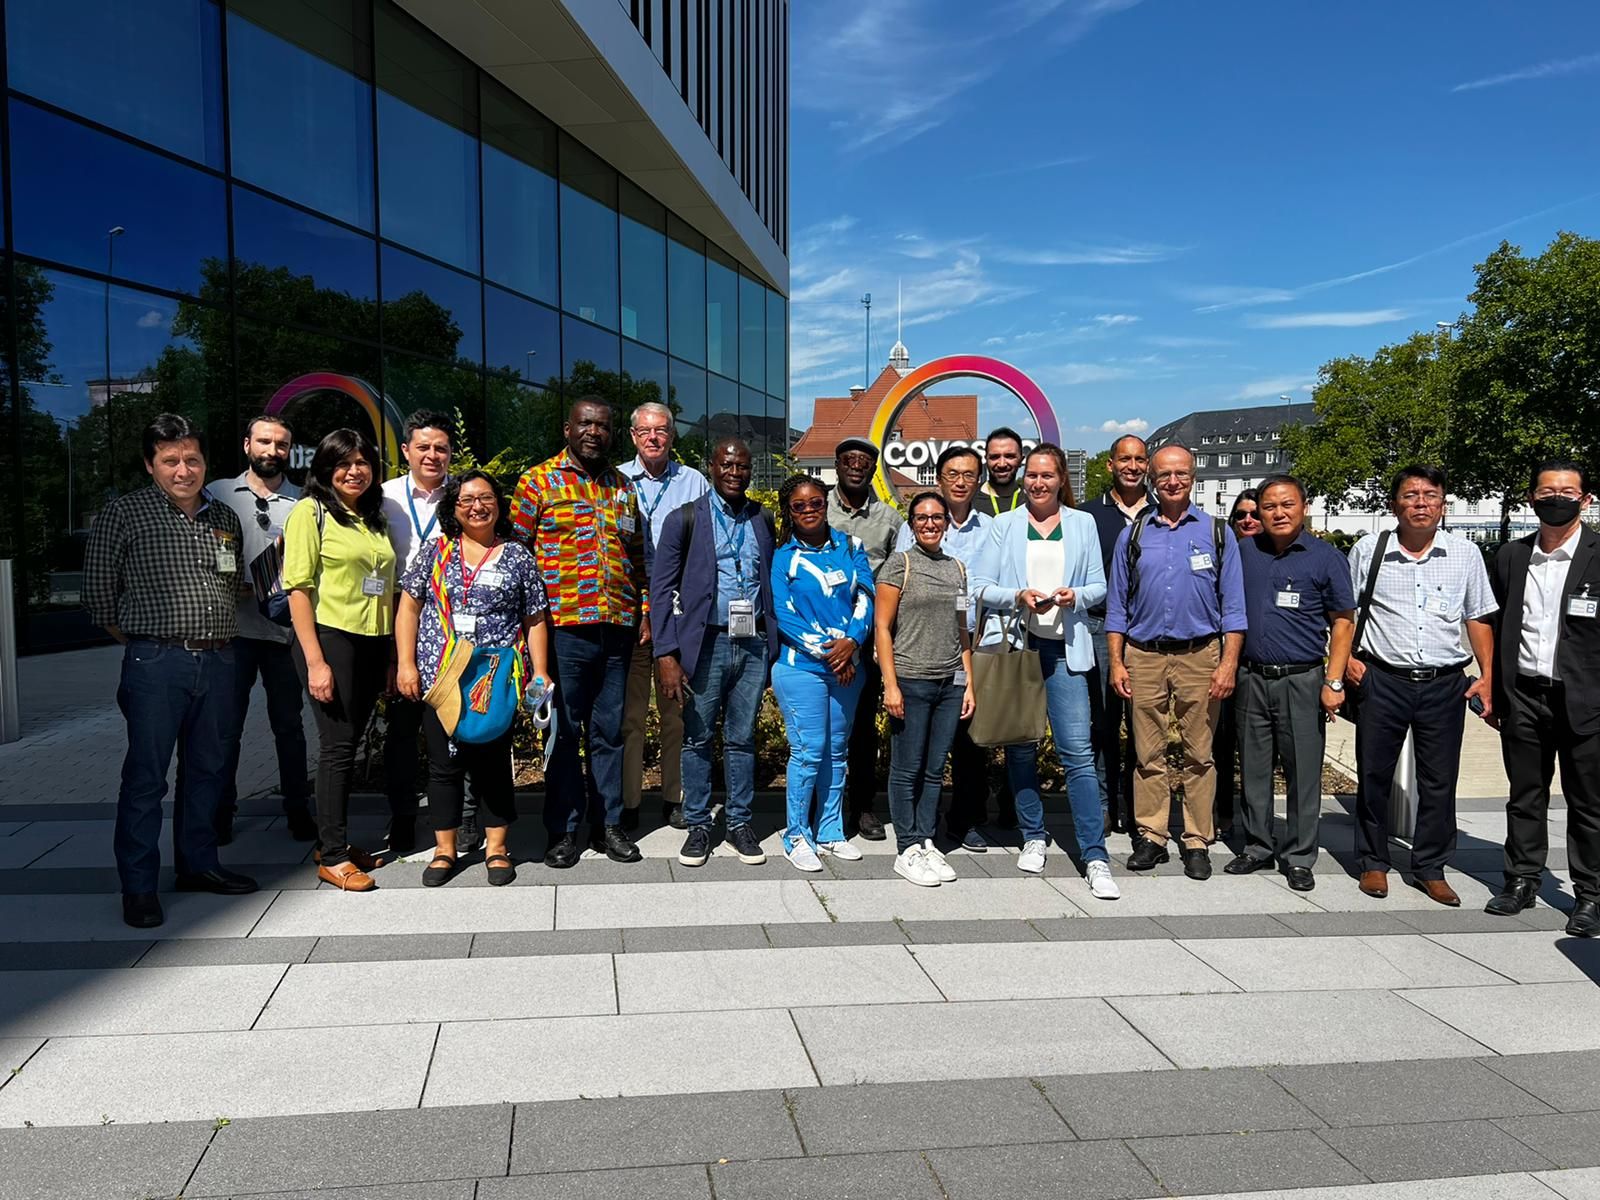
622, 638, 683, 809
1127, 640, 1221, 849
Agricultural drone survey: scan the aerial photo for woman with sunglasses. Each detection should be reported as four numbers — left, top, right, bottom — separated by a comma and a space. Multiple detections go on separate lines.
1215, 489, 1262, 833
877, 491, 975, 886
770, 474, 874, 872
396, 470, 551, 887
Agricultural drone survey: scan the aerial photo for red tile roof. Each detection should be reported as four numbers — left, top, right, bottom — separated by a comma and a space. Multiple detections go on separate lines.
792, 365, 979, 461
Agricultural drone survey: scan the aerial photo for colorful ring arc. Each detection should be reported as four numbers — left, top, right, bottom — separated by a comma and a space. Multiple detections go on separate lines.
264, 372, 405, 472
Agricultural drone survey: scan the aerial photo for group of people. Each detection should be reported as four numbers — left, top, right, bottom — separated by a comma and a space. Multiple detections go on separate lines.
84, 405, 1598, 940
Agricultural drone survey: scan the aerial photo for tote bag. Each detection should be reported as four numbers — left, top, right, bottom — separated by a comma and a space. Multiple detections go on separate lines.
967, 601, 1047, 747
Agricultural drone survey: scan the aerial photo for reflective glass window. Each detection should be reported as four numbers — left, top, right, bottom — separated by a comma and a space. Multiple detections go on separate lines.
669, 358, 708, 470
706, 246, 738, 380
739, 271, 766, 388
619, 181, 666, 350
10, 101, 227, 300
562, 315, 621, 386
766, 290, 786, 399
708, 373, 738, 446
6, 0, 223, 167
559, 136, 618, 330
375, 2, 479, 272
232, 186, 378, 341
381, 244, 482, 367
485, 284, 560, 387
487, 378, 563, 469
481, 78, 558, 306
227, 0, 375, 231
740, 384, 767, 467
667, 218, 706, 366
236, 318, 382, 476
622, 340, 668, 409
385, 353, 484, 455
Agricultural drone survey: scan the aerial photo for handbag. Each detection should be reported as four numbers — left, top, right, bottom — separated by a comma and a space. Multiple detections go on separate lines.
420, 538, 530, 744
1339, 529, 1390, 723
967, 600, 1048, 747
255, 502, 324, 627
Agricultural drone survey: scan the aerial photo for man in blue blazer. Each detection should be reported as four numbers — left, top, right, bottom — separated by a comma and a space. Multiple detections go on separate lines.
651, 436, 781, 867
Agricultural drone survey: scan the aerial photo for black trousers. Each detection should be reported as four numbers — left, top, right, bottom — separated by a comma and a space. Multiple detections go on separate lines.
1354, 665, 1467, 880
384, 695, 426, 820
1214, 695, 1238, 830
421, 707, 517, 833
1236, 668, 1326, 868
1499, 678, 1600, 903
292, 626, 387, 866
946, 719, 990, 833
846, 656, 883, 817
1090, 627, 1135, 831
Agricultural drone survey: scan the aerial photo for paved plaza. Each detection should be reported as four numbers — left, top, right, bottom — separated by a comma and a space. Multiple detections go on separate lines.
0, 649, 1595, 1199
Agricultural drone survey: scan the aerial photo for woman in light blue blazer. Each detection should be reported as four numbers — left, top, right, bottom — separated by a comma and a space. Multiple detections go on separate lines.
972, 444, 1117, 898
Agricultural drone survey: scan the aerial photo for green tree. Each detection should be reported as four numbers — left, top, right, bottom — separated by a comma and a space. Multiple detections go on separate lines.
1083, 448, 1111, 500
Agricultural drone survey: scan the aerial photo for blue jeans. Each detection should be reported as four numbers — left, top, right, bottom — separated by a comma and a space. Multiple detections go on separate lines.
888, 675, 964, 852
1005, 638, 1108, 863
771, 660, 863, 851
115, 639, 238, 894
681, 629, 770, 830
220, 636, 310, 815
548, 624, 633, 836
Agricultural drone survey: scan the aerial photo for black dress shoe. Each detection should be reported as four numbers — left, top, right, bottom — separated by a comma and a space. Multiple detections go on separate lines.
1285, 866, 1316, 891
122, 892, 164, 929
1566, 899, 1600, 938
590, 825, 642, 863
1485, 878, 1539, 916
621, 806, 641, 832
1182, 848, 1213, 881
544, 833, 581, 869
855, 810, 887, 841
664, 803, 687, 831
175, 867, 260, 895
285, 807, 317, 842
1127, 840, 1170, 871
1224, 853, 1275, 875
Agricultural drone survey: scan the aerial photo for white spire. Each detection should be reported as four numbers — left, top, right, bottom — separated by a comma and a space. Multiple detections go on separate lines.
888, 277, 910, 375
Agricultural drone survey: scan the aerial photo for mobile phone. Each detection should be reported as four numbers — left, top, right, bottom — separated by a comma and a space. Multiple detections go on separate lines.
1468, 695, 1485, 717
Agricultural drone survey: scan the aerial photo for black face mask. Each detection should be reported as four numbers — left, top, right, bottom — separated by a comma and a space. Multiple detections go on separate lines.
1533, 496, 1582, 527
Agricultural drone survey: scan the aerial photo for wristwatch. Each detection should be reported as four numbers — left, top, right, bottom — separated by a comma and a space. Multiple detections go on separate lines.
1323, 678, 1345, 692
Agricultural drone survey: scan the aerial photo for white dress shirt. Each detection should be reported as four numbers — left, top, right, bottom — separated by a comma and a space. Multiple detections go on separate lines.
381, 474, 450, 571
1518, 525, 1582, 680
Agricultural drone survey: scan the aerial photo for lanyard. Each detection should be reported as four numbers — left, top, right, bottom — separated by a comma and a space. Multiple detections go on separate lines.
406, 486, 439, 547
458, 540, 502, 608
713, 501, 750, 592
634, 464, 674, 522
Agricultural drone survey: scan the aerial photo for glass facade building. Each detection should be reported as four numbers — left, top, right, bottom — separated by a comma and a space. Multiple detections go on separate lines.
0, 0, 789, 650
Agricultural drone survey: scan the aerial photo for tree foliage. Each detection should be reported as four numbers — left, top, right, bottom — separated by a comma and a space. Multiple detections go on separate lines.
1083, 449, 1112, 501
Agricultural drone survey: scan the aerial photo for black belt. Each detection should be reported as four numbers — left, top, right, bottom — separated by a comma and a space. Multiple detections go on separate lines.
1129, 636, 1217, 654
1241, 659, 1321, 679
139, 636, 232, 653
1364, 657, 1469, 682
1516, 673, 1560, 691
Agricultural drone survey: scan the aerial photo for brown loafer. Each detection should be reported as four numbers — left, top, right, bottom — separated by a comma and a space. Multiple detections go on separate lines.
317, 860, 375, 891
1418, 878, 1460, 907
313, 845, 385, 872
1359, 870, 1389, 898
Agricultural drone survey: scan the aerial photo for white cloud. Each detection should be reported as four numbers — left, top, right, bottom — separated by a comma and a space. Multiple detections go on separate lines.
136, 310, 166, 329
1247, 309, 1410, 329
1451, 52, 1600, 93
1182, 285, 1295, 314
1230, 375, 1315, 402
1041, 362, 1135, 385
1144, 335, 1233, 348
982, 335, 1007, 347
972, 154, 1091, 180
1099, 417, 1149, 433
1092, 313, 1140, 327
996, 243, 1179, 267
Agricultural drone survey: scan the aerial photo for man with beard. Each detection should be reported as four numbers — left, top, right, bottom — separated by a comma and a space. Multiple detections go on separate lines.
974, 427, 1026, 518
214, 414, 313, 843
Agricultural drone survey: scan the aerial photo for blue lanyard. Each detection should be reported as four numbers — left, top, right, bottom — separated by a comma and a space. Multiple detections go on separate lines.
406, 487, 438, 545
713, 500, 751, 591
634, 464, 674, 522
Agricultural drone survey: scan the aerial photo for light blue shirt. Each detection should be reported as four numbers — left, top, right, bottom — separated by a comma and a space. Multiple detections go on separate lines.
620, 457, 710, 566
896, 505, 991, 629
712, 494, 764, 625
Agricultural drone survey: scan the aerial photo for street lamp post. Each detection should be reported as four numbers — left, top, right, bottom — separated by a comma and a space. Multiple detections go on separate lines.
103, 226, 124, 492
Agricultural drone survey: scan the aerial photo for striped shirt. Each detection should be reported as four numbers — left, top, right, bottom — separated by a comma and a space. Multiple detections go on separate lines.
1347, 526, 1497, 668
509, 450, 648, 628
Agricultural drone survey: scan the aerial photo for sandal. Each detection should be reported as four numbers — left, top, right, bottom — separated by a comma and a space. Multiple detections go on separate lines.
421, 853, 457, 888
485, 853, 516, 887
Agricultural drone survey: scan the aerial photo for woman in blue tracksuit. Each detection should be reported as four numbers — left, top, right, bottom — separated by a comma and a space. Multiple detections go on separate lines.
770, 474, 874, 873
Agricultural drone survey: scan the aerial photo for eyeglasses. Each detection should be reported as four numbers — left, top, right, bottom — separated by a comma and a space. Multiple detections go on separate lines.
940, 469, 979, 483
456, 498, 496, 513
1397, 491, 1444, 506
1154, 470, 1193, 482
254, 495, 271, 531
911, 513, 948, 525
788, 499, 826, 515
1533, 489, 1584, 501
632, 426, 670, 439
1231, 512, 1260, 525
837, 453, 875, 469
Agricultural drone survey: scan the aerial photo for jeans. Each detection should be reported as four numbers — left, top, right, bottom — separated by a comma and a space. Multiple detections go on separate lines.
681, 629, 770, 830
623, 639, 683, 809
115, 639, 238, 894
1005, 637, 1107, 862
771, 660, 863, 850
548, 624, 634, 836
292, 626, 388, 866
845, 655, 883, 816
888, 676, 964, 853
221, 636, 309, 817
420, 707, 516, 832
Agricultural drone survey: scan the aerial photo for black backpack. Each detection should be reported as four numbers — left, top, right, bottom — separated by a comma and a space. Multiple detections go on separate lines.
1125, 511, 1228, 628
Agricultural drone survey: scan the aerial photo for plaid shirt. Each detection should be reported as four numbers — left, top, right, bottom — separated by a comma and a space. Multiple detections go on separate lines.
1348, 526, 1497, 667
509, 450, 648, 628
83, 485, 243, 641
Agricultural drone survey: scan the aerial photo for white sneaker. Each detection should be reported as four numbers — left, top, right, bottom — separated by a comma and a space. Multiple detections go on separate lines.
894, 845, 942, 887
785, 840, 823, 873
1086, 859, 1121, 900
818, 840, 863, 861
922, 840, 957, 882
1018, 839, 1048, 874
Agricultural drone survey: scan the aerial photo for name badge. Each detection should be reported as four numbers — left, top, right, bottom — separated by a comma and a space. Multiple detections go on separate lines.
1275, 591, 1301, 609
215, 550, 236, 574
1568, 596, 1599, 619
954, 668, 968, 687
361, 574, 388, 597
823, 569, 849, 588
728, 598, 757, 639
618, 514, 636, 534
455, 612, 478, 635
1189, 552, 1214, 572
955, 589, 969, 613
473, 569, 503, 590
1423, 594, 1452, 617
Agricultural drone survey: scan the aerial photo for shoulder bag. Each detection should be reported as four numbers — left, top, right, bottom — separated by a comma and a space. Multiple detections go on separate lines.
421, 538, 531, 744
967, 598, 1047, 747
1339, 529, 1390, 723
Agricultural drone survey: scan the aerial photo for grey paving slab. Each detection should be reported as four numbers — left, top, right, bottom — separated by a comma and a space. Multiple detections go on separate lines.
794, 997, 1172, 1085
0, 1119, 214, 1200
483, 1166, 712, 1200
1039, 1066, 1322, 1139
1323, 1118, 1555, 1181
556, 880, 827, 928
0, 1022, 437, 1126
619, 924, 771, 952
258, 954, 617, 1029
1399, 983, 1600, 1055
0, 1035, 43, 1076
1516, 905, 1577, 931
908, 938, 1237, 1001
1392, 908, 1554, 934
1110, 989, 1491, 1069
1497, 1113, 1600, 1168
226, 1184, 476, 1200
1151, 914, 1299, 939
0, 891, 274, 941
1540, 1167, 1600, 1199
1481, 1050, 1600, 1112
1128, 1128, 1367, 1195
1427, 931, 1600, 983
615, 944, 938, 1013
711, 1151, 942, 1199
1271, 910, 1435, 937
926, 1139, 1161, 1200
813, 876, 1087, 923
900, 918, 1044, 943
761, 920, 908, 947
1177, 1178, 1563, 1200
473, 929, 625, 957
1267, 1058, 1556, 1127
0, 963, 286, 1037
668, 854, 797, 882
135, 936, 317, 967
1031, 915, 1174, 941
0, 940, 153, 970
786, 1077, 1071, 1155
1054, 874, 1319, 917
0, 824, 73, 868
510, 1089, 799, 1173
423, 1009, 816, 1106
0, 821, 26, 835
186, 1104, 511, 1196
305, 932, 474, 962
250, 887, 556, 937
1181, 933, 1507, 992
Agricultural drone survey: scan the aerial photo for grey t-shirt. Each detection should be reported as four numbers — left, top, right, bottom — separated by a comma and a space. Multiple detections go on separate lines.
877, 546, 966, 680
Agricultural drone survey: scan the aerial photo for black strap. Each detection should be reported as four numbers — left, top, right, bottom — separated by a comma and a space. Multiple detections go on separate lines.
1350, 530, 1390, 656
1126, 511, 1227, 621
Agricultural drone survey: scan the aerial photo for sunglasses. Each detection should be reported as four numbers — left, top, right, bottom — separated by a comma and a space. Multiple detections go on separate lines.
254, 496, 271, 531
788, 499, 826, 515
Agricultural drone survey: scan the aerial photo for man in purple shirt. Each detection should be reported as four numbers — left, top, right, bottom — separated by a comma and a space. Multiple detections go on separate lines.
1105, 444, 1247, 879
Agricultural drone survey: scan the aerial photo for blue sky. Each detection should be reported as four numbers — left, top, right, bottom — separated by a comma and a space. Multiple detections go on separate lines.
787, 0, 1600, 446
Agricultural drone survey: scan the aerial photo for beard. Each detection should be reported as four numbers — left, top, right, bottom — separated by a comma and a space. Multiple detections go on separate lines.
250, 454, 287, 480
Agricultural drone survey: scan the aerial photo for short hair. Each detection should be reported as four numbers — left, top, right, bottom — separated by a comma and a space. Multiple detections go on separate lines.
1389, 464, 1447, 502
142, 413, 206, 464
630, 402, 673, 428
906, 490, 950, 517
1529, 459, 1591, 493
1228, 488, 1261, 523
935, 444, 983, 477
568, 394, 614, 422
984, 427, 1024, 453
1024, 442, 1077, 507
1256, 474, 1307, 503
1109, 434, 1148, 457
402, 409, 455, 446
244, 413, 293, 441
710, 435, 750, 461
437, 469, 513, 541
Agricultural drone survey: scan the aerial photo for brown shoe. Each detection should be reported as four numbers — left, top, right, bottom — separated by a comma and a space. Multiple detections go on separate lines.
1359, 870, 1389, 898
313, 845, 385, 871
1418, 878, 1460, 907
317, 860, 375, 891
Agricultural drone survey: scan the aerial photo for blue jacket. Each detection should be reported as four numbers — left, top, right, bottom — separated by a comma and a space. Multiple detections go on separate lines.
650, 494, 779, 678
971, 506, 1107, 672
771, 531, 874, 675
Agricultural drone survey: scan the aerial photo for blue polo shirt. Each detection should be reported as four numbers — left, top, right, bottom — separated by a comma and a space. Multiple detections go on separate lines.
1106, 504, 1248, 642
1238, 530, 1356, 664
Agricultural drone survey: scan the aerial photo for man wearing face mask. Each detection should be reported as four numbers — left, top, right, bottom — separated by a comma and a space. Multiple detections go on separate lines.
1485, 461, 1600, 936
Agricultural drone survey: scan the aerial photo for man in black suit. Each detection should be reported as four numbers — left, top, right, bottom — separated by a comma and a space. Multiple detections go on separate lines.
1486, 460, 1600, 936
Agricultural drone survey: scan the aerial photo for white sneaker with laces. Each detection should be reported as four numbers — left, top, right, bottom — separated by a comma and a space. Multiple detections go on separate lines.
894, 845, 942, 887
1018, 839, 1048, 874
785, 840, 823, 873
818, 840, 863, 861
922, 839, 957, 882
1086, 859, 1121, 900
